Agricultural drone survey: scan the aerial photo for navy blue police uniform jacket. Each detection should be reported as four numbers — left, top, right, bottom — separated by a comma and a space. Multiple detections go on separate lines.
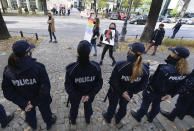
174, 22, 182, 31
109, 60, 149, 98
148, 59, 187, 97
175, 69, 194, 95
1, 56, 52, 110
65, 61, 103, 98
151, 28, 165, 46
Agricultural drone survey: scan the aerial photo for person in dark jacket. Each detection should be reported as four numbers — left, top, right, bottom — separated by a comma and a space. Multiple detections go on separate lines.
160, 69, 194, 121
171, 19, 182, 39
0, 104, 14, 128
67, 8, 71, 16
99, 23, 117, 66
1, 40, 57, 130
131, 46, 190, 123
91, 18, 100, 56
145, 24, 165, 56
65, 40, 103, 130
102, 42, 149, 129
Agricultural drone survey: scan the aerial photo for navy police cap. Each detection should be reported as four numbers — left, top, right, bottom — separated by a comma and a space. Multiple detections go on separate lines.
12, 40, 35, 57
77, 40, 91, 56
168, 46, 190, 58
128, 42, 145, 54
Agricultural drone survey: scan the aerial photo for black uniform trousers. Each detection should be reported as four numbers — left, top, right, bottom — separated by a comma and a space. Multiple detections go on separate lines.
105, 91, 129, 123
101, 45, 116, 63
25, 104, 52, 128
171, 93, 194, 119
171, 29, 179, 39
136, 90, 161, 119
0, 104, 7, 124
69, 95, 95, 123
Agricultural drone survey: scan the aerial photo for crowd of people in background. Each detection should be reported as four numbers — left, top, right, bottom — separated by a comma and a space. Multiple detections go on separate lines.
0, 13, 193, 131
51, 6, 71, 16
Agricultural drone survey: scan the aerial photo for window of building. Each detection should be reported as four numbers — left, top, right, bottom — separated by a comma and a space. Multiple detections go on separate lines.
20, 0, 27, 8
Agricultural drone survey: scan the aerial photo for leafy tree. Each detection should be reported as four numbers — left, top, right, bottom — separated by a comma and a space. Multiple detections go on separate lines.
97, 0, 109, 9
140, 0, 152, 14
132, 0, 143, 11
170, 3, 179, 17
121, 0, 130, 9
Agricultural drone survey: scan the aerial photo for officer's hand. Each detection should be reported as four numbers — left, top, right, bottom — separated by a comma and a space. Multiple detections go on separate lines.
82, 96, 89, 103
161, 95, 171, 101
122, 91, 131, 102
25, 101, 33, 112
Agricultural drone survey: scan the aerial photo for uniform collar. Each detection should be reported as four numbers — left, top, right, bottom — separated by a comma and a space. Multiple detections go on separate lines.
165, 58, 178, 66
12, 56, 36, 74
127, 52, 137, 63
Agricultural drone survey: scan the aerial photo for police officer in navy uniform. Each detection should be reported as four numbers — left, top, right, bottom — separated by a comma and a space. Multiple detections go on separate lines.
65, 40, 103, 130
131, 46, 190, 122
0, 104, 14, 128
1, 40, 57, 130
160, 69, 194, 121
102, 42, 149, 129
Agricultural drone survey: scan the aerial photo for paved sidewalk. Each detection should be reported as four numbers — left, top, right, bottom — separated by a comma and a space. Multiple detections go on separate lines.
0, 36, 194, 131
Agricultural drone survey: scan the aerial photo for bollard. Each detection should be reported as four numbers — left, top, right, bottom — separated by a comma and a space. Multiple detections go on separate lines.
181, 36, 183, 40
35, 33, 38, 40
136, 35, 138, 39
168, 36, 170, 39
20, 31, 24, 37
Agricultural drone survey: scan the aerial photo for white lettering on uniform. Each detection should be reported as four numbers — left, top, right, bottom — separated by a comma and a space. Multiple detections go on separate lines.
121, 75, 142, 82
75, 76, 96, 84
169, 75, 186, 81
11, 78, 37, 86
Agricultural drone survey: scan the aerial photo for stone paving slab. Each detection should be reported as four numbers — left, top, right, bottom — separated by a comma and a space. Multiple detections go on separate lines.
0, 37, 194, 131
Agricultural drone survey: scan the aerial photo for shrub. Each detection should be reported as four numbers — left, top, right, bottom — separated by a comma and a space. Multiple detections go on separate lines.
162, 39, 194, 48
24, 8, 29, 14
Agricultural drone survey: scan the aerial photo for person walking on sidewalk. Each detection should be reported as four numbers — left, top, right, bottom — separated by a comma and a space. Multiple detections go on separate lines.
99, 23, 118, 66
2, 40, 57, 130
65, 40, 103, 130
131, 46, 190, 123
171, 19, 182, 39
102, 42, 149, 129
67, 8, 71, 16
0, 104, 14, 128
47, 13, 57, 43
91, 18, 100, 56
145, 24, 165, 56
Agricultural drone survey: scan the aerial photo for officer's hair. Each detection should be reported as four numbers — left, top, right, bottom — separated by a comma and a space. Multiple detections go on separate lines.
176, 58, 189, 75
131, 54, 143, 83
8, 53, 21, 69
77, 55, 89, 68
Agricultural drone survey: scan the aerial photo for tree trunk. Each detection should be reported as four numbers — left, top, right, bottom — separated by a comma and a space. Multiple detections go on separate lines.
94, 0, 97, 17
0, 0, 5, 13
180, 0, 191, 17
42, 0, 48, 15
140, 0, 163, 42
0, 10, 10, 40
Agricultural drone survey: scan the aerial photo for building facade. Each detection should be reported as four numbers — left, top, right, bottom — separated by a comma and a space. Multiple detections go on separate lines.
0, 0, 80, 11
